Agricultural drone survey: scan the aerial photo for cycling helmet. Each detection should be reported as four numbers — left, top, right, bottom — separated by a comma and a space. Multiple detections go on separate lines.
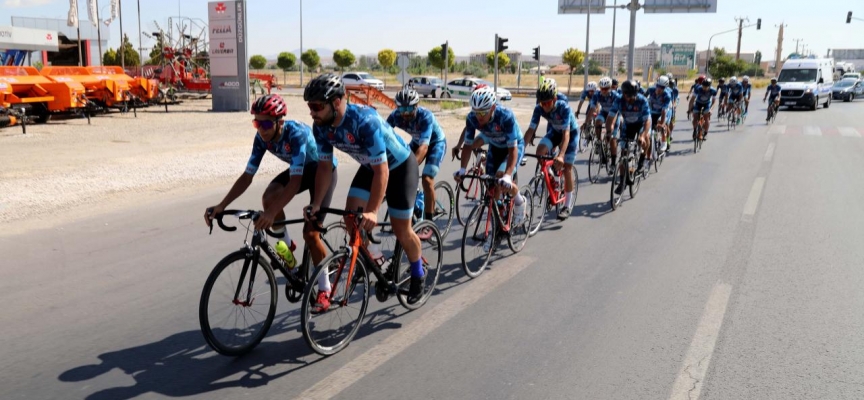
470, 87, 497, 110
718, 78, 726, 83
742, 75, 750, 82
666, 72, 674, 79
395, 87, 420, 107
702, 78, 713, 86
620, 80, 638, 96
538, 78, 558, 102
304, 73, 345, 102
598, 77, 613, 88
770, 77, 777, 83
611, 78, 619, 86
473, 83, 489, 92
586, 81, 598, 91
695, 76, 705, 84
251, 94, 287, 117
729, 76, 738, 84
656, 76, 670, 88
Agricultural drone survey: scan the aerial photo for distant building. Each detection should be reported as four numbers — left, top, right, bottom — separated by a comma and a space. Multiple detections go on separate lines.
831, 49, 864, 60
12, 16, 110, 67
591, 41, 661, 70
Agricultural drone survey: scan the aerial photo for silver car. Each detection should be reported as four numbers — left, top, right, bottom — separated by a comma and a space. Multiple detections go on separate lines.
831, 78, 864, 102
408, 76, 444, 98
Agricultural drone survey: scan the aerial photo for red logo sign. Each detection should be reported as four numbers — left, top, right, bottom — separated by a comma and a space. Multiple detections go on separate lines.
219, 42, 225, 49
283, 143, 291, 153
346, 134, 356, 144
46, 34, 53, 40
215, 3, 226, 13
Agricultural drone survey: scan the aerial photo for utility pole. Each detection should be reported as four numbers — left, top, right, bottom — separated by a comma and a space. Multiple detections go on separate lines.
299, 0, 304, 87
610, 0, 618, 76
626, 0, 639, 80
774, 23, 786, 74
734, 16, 749, 61
583, 0, 591, 90
792, 38, 803, 55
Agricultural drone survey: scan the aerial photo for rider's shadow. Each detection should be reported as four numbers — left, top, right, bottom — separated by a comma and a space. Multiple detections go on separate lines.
57, 311, 319, 400
572, 200, 613, 219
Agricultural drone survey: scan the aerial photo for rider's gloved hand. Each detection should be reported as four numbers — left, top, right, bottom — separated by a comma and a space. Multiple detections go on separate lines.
453, 168, 466, 180
497, 174, 513, 189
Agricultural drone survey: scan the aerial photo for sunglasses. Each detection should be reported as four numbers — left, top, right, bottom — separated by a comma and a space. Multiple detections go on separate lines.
307, 102, 328, 112
397, 106, 416, 113
540, 100, 555, 108
473, 109, 491, 117
600, 87, 610, 92
252, 119, 278, 130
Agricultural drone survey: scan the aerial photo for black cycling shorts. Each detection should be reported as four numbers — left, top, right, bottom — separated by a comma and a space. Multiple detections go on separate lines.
621, 123, 643, 141
270, 162, 337, 222
349, 155, 418, 220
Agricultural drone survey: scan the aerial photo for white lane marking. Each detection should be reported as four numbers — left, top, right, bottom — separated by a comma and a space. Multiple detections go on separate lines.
763, 143, 776, 162
668, 281, 733, 400
298, 256, 534, 400
741, 177, 766, 221
803, 126, 822, 136
838, 127, 861, 137
768, 125, 786, 135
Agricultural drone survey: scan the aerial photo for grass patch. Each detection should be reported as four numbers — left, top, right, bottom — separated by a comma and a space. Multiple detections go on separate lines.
419, 99, 468, 112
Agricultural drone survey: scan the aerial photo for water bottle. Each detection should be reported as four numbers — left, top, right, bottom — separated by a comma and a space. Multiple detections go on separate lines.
275, 240, 297, 270
414, 191, 425, 218
367, 243, 389, 269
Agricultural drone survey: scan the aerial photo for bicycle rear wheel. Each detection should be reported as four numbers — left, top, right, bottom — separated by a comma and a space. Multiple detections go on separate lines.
588, 143, 606, 184
526, 175, 547, 236
610, 161, 625, 210
460, 203, 495, 278
396, 220, 443, 310
508, 186, 532, 253
199, 250, 277, 356
301, 251, 370, 356
432, 181, 455, 238
455, 176, 485, 226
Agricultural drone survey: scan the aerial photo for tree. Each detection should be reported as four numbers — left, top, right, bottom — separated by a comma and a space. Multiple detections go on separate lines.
301, 49, 320, 72
485, 51, 510, 71
428, 46, 456, 74
103, 35, 142, 67
276, 51, 296, 83
332, 49, 356, 72
249, 54, 267, 70
562, 47, 585, 95
103, 48, 117, 66
146, 33, 167, 65
378, 49, 397, 70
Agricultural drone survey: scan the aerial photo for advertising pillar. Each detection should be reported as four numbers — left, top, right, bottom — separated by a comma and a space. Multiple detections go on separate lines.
208, 1, 249, 111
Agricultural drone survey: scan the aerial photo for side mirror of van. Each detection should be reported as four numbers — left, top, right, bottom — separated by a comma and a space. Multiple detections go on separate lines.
818, 78, 824, 84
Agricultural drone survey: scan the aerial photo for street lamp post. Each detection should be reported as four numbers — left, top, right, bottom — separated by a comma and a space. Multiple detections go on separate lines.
299, 0, 304, 87
704, 20, 759, 77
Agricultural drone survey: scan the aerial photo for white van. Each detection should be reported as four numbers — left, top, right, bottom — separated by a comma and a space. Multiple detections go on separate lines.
777, 57, 834, 110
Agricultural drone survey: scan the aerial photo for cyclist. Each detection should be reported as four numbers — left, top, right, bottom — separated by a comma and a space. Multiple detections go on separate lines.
688, 78, 718, 140
716, 78, 729, 117
635, 81, 648, 96
451, 83, 496, 160
741, 75, 753, 115
590, 76, 622, 166
727, 76, 745, 124
648, 76, 673, 153
303, 73, 428, 308
607, 80, 652, 195
387, 87, 447, 222
763, 78, 782, 121
575, 81, 598, 119
204, 94, 338, 306
686, 75, 706, 101
667, 73, 679, 139
524, 79, 579, 219
454, 87, 528, 240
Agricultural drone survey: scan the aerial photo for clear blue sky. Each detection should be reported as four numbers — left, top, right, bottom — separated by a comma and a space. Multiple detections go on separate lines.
2, 0, 862, 61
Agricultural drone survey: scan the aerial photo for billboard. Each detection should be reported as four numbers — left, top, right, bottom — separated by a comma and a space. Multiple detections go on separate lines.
660, 43, 696, 70
208, 1, 249, 112
643, 0, 717, 13
557, 0, 607, 14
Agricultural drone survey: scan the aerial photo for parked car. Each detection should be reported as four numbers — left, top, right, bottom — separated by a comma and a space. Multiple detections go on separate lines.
341, 72, 385, 91
440, 78, 512, 101
842, 72, 862, 82
407, 76, 444, 98
831, 78, 864, 101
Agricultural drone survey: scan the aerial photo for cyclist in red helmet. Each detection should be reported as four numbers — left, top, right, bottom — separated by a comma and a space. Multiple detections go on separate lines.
686, 75, 706, 101
204, 94, 339, 304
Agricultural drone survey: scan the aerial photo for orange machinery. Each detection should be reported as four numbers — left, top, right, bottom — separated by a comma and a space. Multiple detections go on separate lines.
87, 66, 160, 104
345, 85, 396, 110
0, 66, 88, 123
41, 66, 130, 109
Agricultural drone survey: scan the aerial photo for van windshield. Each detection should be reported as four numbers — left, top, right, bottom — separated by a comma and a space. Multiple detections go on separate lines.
778, 69, 817, 83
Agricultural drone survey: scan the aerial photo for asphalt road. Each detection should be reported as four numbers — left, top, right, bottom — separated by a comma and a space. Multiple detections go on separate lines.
2, 92, 864, 399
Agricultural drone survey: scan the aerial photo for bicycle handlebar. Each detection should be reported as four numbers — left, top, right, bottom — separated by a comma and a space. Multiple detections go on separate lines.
209, 209, 319, 236
522, 153, 556, 161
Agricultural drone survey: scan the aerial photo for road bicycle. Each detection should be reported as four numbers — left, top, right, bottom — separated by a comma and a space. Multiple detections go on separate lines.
198, 210, 347, 356
382, 175, 455, 239
460, 175, 532, 278
524, 153, 578, 236
455, 148, 487, 226
300, 207, 442, 355
610, 138, 644, 210
766, 100, 779, 124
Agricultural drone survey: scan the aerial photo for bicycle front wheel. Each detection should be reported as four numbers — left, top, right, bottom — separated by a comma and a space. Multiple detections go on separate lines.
199, 250, 277, 356
461, 203, 495, 278
526, 175, 547, 236
508, 186, 533, 253
432, 181, 455, 238
610, 162, 625, 210
396, 221, 443, 310
455, 176, 485, 226
301, 251, 370, 356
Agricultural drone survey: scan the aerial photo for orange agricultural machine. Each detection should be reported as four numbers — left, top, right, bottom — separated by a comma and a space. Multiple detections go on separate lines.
87, 66, 160, 104
0, 66, 90, 124
345, 85, 396, 110
41, 66, 130, 109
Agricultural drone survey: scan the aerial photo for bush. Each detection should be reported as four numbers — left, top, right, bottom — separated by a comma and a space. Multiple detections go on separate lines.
463, 64, 487, 78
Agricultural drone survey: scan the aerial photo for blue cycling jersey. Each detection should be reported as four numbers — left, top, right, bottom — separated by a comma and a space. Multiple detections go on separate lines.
609, 94, 651, 127
534, 92, 569, 105
464, 106, 525, 149
529, 100, 578, 133
580, 90, 596, 101
647, 86, 672, 115
313, 104, 411, 169
671, 86, 680, 101
717, 83, 729, 95
741, 82, 752, 97
386, 107, 445, 147
590, 90, 621, 113
692, 87, 718, 105
246, 120, 335, 176
766, 84, 782, 97
728, 82, 744, 97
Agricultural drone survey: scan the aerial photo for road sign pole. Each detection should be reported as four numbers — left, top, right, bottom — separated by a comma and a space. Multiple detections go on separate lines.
584, 0, 591, 90
444, 40, 449, 94
494, 34, 499, 93
627, 0, 638, 81
611, 0, 618, 76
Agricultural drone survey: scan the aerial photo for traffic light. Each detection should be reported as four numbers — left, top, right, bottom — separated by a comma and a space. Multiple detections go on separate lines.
497, 36, 509, 53
441, 42, 448, 56
756, 18, 761, 29
848, 11, 853, 23
532, 46, 540, 61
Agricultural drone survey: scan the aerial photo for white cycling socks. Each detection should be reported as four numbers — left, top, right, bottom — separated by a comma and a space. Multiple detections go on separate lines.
515, 193, 525, 206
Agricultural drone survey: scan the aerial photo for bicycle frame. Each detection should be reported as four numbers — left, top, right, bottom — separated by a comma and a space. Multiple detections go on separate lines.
527, 155, 565, 207
468, 175, 515, 235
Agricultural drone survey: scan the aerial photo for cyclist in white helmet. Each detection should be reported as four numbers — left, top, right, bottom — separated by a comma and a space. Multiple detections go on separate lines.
575, 81, 598, 119
741, 75, 753, 115
590, 77, 622, 165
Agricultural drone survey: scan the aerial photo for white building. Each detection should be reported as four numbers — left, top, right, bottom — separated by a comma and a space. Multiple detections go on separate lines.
590, 41, 661, 70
